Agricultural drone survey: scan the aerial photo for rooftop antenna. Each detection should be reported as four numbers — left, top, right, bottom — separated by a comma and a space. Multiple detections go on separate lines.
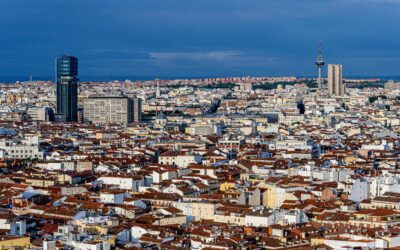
316, 39, 325, 89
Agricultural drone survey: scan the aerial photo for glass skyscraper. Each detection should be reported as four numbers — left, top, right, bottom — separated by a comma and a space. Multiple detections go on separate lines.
56, 55, 78, 122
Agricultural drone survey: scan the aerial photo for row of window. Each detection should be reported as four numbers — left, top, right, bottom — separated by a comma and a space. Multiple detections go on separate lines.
7, 154, 39, 158
10, 150, 34, 153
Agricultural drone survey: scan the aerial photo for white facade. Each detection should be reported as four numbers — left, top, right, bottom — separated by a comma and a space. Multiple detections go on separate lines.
131, 225, 148, 242
348, 179, 370, 202
83, 96, 133, 124
159, 154, 202, 168
152, 170, 178, 183
97, 175, 145, 192
283, 210, 309, 225
245, 210, 285, 227
73, 241, 111, 250
0, 137, 43, 160
26, 106, 53, 121
99, 192, 125, 204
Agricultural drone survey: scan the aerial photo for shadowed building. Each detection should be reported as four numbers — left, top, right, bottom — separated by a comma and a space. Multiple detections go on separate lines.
56, 55, 78, 122
133, 98, 142, 124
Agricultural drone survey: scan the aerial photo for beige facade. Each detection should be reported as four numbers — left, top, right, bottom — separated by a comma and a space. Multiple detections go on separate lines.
173, 201, 217, 221
328, 64, 345, 96
83, 96, 133, 124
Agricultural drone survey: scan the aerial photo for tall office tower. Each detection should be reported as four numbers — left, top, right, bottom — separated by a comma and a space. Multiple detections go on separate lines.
133, 98, 142, 124
83, 96, 134, 124
328, 64, 345, 96
56, 55, 79, 122
315, 42, 325, 89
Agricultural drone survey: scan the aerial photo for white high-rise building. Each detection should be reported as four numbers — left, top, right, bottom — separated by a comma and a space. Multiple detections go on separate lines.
328, 64, 345, 96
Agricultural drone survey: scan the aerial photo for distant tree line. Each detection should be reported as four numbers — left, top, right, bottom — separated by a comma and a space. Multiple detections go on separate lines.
253, 80, 318, 90
201, 83, 236, 89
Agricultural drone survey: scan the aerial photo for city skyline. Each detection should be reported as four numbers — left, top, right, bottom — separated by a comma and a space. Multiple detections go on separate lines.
1, 0, 400, 79
1, 1, 400, 247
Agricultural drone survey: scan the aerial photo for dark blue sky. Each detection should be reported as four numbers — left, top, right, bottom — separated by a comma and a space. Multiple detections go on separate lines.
1, 0, 400, 79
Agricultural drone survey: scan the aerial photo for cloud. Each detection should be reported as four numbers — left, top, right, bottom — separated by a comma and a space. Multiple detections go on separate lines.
1, 0, 400, 77
144, 50, 282, 76
148, 50, 245, 62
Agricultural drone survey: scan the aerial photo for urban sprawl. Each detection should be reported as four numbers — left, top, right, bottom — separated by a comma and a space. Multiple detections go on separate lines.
0, 55, 400, 250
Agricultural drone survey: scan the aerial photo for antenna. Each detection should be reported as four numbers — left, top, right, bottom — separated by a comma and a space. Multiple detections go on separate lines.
315, 39, 325, 89
317, 40, 324, 62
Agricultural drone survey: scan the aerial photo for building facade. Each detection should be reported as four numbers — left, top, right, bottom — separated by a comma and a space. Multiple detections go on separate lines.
328, 64, 345, 96
26, 106, 54, 122
83, 96, 134, 124
0, 136, 43, 160
56, 55, 79, 122
133, 97, 142, 123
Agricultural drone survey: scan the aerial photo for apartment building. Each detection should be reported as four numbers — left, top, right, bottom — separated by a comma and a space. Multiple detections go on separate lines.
83, 96, 134, 124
